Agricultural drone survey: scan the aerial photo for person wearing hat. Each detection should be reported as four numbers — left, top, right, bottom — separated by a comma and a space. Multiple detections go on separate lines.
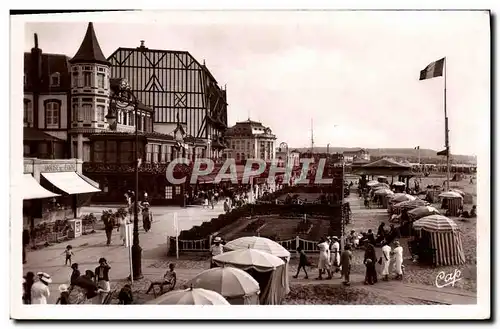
316, 237, 332, 280
95, 258, 111, 304
56, 284, 70, 304
391, 240, 404, 280
31, 272, 51, 304
142, 201, 152, 232
209, 237, 224, 268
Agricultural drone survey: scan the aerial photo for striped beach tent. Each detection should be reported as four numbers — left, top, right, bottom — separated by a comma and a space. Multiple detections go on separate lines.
439, 192, 464, 216
412, 215, 466, 266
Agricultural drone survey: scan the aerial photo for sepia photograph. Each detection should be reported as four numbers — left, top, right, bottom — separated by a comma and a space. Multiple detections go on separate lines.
9, 8, 491, 320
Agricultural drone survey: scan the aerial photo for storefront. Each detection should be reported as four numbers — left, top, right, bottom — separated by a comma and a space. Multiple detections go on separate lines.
23, 158, 100, 247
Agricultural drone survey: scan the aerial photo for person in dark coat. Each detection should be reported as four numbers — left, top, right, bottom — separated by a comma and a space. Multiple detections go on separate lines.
22, 229, 30, 264
70, 263, 80, 286
363, 243, 378, 285
340, 244, 353, 285
293, 247, 309, 279
22, 272, 35, 304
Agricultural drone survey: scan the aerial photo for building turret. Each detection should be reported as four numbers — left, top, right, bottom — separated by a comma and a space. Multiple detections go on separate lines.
69, 22, 111, 161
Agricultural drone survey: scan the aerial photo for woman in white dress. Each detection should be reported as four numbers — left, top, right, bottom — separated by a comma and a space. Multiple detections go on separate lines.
392, 240, 404, 280
381, 241, 392, 281
316, 237, 332, 280
330, 237, 341, 274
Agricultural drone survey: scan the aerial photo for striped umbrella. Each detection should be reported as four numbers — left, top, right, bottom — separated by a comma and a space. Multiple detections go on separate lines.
224, 236, 290, 259
390, 193, 416, 203
374, 188, 394, 196
393, 199, 428, 210
185, 267, 260, 299
450, 189, 466, 197
408, 206, 440, 220
412, 215, 458, 232
439, 191, 463, 199
372, 183, 390, 190
147, 287, 230, 305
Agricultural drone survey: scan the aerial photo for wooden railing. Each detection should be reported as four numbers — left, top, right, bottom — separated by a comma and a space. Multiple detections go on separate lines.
171, 235, 322, 254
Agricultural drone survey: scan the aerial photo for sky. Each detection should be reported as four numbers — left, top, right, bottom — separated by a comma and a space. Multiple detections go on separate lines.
21, 11, 490, 155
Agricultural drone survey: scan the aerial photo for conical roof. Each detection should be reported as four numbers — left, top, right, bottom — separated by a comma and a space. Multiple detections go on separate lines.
70, 22, 110, 66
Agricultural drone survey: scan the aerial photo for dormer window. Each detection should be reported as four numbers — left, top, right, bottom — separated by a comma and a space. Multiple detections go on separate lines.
50, 72, 60, 87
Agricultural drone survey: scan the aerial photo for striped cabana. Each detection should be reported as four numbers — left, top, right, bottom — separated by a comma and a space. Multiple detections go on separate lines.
412, 215, 466, 266
439, 191, 464, 217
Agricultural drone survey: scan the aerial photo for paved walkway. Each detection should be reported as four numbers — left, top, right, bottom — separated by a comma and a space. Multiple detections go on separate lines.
23, 203, 226, 303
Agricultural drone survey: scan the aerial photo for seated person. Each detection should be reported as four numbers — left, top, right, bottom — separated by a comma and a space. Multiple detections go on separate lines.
470, 205, 477, 217
118, 284, 133, 305
146, 263, 177, 295
346, 230, 359, 248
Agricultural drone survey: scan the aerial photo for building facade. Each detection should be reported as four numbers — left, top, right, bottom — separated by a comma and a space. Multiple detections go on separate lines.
342, 148, 370, 163
107, 41, 228, 159
225, 119, 276, 162
24, 34, 71, 158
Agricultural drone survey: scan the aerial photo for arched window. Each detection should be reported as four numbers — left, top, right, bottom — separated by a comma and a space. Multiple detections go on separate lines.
23, 99, 33, 127
44, 100, 61, 127
50, 72, 60, 87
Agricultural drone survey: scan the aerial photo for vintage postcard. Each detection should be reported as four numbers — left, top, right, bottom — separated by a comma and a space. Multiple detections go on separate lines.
9, 9, 490, 320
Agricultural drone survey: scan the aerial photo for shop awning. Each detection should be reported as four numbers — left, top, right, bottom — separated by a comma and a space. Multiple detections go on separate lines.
41, 172, 101, 195
23, 174, 60, 200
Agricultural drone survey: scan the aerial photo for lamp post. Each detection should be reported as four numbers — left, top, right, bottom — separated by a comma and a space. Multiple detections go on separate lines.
106, 79, 143, 280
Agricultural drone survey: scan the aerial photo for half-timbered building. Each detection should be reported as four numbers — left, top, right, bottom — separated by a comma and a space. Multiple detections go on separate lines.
107, 41, 228, 159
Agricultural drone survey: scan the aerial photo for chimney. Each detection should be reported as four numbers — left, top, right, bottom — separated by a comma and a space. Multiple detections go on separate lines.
140, 40, 145, 47
30, 33, 43, 88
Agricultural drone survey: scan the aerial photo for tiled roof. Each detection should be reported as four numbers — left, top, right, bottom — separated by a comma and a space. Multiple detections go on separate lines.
24, 52, 71, 92
70, 23, 110, 66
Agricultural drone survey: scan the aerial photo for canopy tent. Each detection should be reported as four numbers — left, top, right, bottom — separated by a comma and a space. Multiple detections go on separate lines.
146, 287, 230, 305
353, 158, 414, 177
213, 249, 286, 305
184, 267, 260, 305
22, 174, 60, 200
223, 236, 291, 295
412, 215, 466, 266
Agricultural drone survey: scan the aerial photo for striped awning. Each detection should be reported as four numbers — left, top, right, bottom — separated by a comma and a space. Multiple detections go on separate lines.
413, 215, 458, 232
429, 231, 466, 266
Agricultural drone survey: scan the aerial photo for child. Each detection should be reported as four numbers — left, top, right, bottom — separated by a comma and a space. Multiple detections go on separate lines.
293, 247, 309, 279
62, 245, 74, 266
56, 284, 70, 304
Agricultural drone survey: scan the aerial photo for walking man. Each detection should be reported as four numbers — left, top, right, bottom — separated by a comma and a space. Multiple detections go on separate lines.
340, 244, 353, 286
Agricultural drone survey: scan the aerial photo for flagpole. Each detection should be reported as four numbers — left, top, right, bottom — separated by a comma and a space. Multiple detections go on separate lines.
444, 57, 450, 190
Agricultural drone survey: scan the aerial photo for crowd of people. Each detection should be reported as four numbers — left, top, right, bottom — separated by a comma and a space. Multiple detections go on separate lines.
22, 257, 138, 305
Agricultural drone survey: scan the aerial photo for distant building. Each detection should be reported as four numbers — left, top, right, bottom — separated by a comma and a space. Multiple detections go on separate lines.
225, 119, 276, 162
275, 147, 300, 167
342, 148, 370, 163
